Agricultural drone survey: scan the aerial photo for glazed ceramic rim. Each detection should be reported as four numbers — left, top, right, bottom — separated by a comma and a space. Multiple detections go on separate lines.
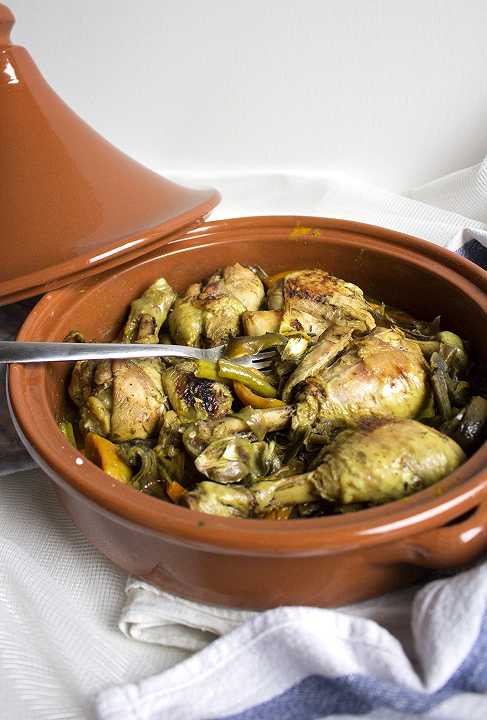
0, 198, 219, 306
0, 213, 211, 306
9, 216, 487, 556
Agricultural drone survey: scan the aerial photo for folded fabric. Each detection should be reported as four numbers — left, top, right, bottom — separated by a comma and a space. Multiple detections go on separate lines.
120, 578, 418, 657
178, 156, 487, 244
120, 579, 256, 652
411, 159, 487, 225
448, 227, 487, 268
98, 560, 487, 720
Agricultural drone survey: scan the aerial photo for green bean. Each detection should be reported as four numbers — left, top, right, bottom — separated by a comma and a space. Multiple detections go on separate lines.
193, 359, 220, 381
430, 352, 454, 418
217, 359, 277, 398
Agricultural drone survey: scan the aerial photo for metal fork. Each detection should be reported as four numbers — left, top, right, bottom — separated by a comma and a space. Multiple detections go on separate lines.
0, 341, 277, 374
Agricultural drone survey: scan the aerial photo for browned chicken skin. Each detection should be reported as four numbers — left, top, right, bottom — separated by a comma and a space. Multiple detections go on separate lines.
251, 418, 465, 512
276, 269, 376, 338
293, 327, 430, 435
169, 263, 265, 347
68, 279, 175, 441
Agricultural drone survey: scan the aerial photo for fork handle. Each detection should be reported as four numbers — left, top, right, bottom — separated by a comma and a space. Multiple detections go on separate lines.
0, 341, 204, 364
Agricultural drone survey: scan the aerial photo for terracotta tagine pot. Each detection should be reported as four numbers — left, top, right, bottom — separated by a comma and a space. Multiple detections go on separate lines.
5, 4, 487, 608
0, 3, 219, 306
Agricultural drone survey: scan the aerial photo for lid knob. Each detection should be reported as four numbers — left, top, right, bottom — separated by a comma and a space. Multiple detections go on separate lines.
0, 3, 14, 47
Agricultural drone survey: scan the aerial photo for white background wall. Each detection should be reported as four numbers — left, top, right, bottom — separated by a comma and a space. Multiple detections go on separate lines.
7, 0, 487, 192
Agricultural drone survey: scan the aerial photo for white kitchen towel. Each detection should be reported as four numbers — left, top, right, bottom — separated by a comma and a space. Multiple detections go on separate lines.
120, 577, 418, 657
93, 157, 487, 719
178, 159, 487, 245
2, 158, 487, 720
98, 560, 487, 720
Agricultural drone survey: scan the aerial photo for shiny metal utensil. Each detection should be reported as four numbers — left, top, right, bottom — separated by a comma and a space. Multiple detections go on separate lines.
0, 341, 277, 373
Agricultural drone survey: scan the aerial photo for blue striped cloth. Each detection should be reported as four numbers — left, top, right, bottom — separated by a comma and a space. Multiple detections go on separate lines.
97, 560, 487, 720
455, 231, 487, 269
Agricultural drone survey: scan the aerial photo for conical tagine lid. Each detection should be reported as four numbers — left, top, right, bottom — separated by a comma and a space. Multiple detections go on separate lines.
0, 4, 220, 305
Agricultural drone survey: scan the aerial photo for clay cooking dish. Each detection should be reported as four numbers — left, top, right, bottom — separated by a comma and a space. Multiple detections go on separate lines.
8, 216, 487, 609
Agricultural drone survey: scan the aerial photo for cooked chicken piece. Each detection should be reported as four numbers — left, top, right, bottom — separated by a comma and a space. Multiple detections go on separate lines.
282, 324, 355, 401
123, 277, 177, 343
270, 269, 375, 338
110, 358, 167, 441
168, 283, 204, 347
250, 418, 464, 512
293, 328, 430, 435
221, 262, 265, 310
294, 419, 465, 505
69, 358, 113, 437
200, 294, 246, 347
169, 264, 265, 347
68, 279, 175, 440
69, 356, 167, 441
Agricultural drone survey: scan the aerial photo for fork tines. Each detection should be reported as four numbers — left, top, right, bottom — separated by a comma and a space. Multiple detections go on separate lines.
249, 350, 277, 372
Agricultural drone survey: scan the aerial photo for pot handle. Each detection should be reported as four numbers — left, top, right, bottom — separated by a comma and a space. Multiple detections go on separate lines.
379, 499, 487, 569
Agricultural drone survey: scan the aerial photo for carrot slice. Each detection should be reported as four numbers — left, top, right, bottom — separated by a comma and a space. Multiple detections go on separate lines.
233, 381, 284, 409
84, 433, 132, 484
167, 480, 186, 503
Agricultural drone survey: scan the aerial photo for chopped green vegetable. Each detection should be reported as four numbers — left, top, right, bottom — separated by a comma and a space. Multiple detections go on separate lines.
184, 481, 253, 518
437, 331, 464, 351
195, 437, 281, 484
217, 358, 277, 398
453, 396, 487, 452
193, 359, 221, 381
117, 443, 164, 498
225, 333, 285, 358
58, 420, 77, 448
